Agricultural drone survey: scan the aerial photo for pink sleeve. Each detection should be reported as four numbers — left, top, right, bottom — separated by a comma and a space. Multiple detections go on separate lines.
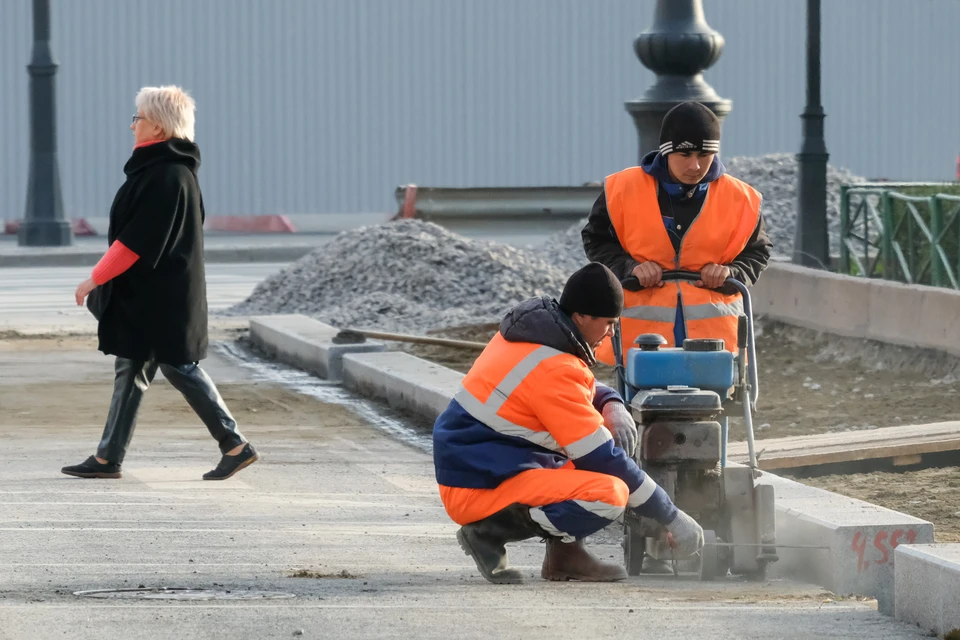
92, 241, 140, 285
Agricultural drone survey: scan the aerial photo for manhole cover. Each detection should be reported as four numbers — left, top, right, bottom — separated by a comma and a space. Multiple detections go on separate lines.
73, 588, 297, 600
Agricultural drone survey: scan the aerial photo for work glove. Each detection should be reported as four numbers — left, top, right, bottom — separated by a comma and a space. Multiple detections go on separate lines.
602, 401, 637, 457
665, 509, 705, 557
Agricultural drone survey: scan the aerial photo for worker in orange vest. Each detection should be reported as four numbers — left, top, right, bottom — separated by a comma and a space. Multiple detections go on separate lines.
433, 263, 704, 584
582, 101, 772, 362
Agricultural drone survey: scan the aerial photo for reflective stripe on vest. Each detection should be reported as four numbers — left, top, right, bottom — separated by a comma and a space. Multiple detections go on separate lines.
621, 297, 743, 323
454, 344, 614, 459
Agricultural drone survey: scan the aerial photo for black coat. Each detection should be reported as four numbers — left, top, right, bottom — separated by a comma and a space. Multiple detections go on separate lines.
97, 139, 209, 364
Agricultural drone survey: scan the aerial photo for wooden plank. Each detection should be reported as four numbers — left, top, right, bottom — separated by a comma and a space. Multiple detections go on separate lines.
727, 421, 960, 470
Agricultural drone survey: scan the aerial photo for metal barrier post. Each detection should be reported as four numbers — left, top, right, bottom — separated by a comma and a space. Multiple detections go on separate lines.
839, 185, 850, 273
930, 196, 943, 288
881, 190, 894, 280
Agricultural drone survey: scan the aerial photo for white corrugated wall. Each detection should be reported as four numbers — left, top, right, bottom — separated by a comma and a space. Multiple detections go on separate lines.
1, 0, 958, 219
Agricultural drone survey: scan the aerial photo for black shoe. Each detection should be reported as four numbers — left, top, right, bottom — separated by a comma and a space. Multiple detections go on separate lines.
456, 503, 551, 585
61, 456, 122, 479
203, 443, 259, 480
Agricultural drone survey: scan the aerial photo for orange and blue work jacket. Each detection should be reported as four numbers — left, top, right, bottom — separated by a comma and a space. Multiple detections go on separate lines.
433, 297, 676, 522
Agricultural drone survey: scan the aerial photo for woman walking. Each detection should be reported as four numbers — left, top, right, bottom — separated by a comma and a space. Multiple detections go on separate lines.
64, 85, 258, 481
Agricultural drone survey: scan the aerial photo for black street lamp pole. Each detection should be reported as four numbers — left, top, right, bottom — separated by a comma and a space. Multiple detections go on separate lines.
625, 0, 731, 162
19, 0, 72, 247
793, 0, 829, 267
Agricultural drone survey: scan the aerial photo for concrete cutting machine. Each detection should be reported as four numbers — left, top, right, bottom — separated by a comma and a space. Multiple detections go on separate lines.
612, 270, 777, 580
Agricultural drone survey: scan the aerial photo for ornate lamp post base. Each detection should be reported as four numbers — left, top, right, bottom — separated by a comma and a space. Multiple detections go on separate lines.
18, 220, 72, 246
625, 0, 731, 162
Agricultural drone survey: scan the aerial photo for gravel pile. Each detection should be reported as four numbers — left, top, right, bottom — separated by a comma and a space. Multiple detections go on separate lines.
724, 153, 865, 257
230, 219, 569, 334
539, 221, 589, 276
232, 154, 865, 335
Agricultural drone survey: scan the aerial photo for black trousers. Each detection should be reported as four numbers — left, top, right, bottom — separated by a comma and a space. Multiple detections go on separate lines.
96, 357, 246, 464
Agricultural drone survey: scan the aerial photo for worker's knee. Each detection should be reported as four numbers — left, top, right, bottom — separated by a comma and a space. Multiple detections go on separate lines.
607, 477, 630, 509
532, 497, 625, 541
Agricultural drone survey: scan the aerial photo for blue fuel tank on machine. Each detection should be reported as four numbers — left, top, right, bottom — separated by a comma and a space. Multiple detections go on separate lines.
625, 335, 735, 399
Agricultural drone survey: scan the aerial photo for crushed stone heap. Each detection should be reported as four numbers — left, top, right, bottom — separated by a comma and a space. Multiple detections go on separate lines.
233, 154, 866, 334
724, 152, 864, 257
230, 219, 570, 334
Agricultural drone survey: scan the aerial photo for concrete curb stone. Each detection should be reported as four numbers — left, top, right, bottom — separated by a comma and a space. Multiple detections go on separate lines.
248, 314, 384, 381
894, 543, 960, 636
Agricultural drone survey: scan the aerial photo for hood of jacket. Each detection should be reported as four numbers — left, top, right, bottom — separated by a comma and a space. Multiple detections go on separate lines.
640, 150, 725, 201
124, 138, 201, 177
499, 296, 596, 367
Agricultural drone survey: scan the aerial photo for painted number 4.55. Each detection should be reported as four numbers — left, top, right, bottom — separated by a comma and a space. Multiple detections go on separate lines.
851, 529, 917, 573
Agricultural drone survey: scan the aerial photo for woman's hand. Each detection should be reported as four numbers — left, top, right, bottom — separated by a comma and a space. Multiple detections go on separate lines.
75, 277, 97, 306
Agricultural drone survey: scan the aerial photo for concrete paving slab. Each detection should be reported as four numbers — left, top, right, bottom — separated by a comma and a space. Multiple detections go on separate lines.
895, 543, 960, 637
757, 470, 935, 614
249, 315, 385, 381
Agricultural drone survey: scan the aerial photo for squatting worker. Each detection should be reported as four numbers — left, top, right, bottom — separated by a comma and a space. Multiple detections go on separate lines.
64, 86, 258, 481
432, 263, 704, 584
582, 101, 772, 363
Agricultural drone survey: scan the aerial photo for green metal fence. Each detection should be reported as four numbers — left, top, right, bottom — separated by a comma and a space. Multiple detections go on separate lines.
839, 182, 960, 290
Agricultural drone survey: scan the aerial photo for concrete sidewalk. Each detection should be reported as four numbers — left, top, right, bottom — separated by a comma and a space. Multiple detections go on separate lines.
0, 213, 556, 267
0, 263, 282, 334
0, 213, 388, 267
0, 340, 933, 639
0, 233, 333, 268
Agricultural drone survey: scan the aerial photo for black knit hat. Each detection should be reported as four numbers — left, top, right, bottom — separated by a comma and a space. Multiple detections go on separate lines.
559, 263, 624, 318
659, 101, 721, 156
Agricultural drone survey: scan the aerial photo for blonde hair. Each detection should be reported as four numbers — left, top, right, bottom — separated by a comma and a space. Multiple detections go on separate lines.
135, 85, 196, 141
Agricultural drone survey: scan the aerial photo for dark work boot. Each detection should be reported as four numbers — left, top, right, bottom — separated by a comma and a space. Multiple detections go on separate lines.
541, 538, 628, 582
61, 456, 122, 479
456, 503, 549, 585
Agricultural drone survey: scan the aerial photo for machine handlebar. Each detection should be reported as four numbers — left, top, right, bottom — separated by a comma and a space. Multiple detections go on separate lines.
621, 269, 745, 293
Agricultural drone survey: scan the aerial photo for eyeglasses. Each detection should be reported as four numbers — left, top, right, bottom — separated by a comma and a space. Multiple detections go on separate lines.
131, 114, 147, 124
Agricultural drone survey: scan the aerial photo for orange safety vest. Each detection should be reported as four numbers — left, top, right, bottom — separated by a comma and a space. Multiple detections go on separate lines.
455, 333, 613, 461
594, 167, 761, 365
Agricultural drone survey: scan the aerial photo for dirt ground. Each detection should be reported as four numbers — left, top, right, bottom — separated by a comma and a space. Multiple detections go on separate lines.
0, 331, 363, 433
408, 319, 960, 442
406, 319, 960, 541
